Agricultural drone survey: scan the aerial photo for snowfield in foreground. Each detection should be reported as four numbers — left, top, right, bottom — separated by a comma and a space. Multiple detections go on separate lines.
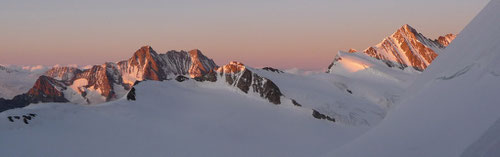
0, 80, 368, 157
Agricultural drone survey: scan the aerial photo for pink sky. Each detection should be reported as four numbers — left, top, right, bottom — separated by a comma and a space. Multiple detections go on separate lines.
0, 0, 490, 70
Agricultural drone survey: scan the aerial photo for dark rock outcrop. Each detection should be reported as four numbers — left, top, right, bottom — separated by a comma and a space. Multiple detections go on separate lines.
291, 99, 302, 107
262, 67, 284, 73
0, 95, 30, 112
312, 110, 335, 122
193, 71, 217, 82
217, 61, 283, 105
6, 113, 36, 124
126, 81, 141, 101
346, 89, 353, 94
126, 87, 136, 101
175, 75, 189, 82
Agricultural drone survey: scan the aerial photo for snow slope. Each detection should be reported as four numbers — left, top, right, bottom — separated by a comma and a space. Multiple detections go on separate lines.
253, 67, 386, 126
326, 51, 419, 109
328, 0, 500, 156
0, 79, 368, 157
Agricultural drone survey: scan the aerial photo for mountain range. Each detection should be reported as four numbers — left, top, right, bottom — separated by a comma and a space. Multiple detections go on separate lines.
0, 24, 457, 123
8, 16, 496, 156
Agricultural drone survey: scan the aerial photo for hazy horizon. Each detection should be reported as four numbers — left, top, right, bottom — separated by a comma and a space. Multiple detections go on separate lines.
0, 0, 490, 70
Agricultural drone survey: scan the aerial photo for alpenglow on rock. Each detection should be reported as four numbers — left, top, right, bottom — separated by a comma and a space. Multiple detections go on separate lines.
118, 46, 218, 82
0, 46, 219, 111
346, 24, 456, 71
329, 0, 500, 156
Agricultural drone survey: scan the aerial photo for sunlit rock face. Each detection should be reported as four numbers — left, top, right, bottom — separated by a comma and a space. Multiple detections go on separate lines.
117, 46, 218, 82
360, 24, 455, 71
26, 76, 69, 103
125, 46, 167, 81
217, 61, 246, 74
0, 46, 219, 111
436, 34, 457, 47
216, 61, 283, 104
187, 49, 217, 78
0, 76, 69, 112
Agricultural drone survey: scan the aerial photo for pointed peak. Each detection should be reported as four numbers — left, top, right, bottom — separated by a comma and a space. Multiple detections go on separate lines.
396, 24, 418, 35
401, 24, 415, 30
187, 49, 218, 78
189, 49, 201, 53
138, 45, 155, 52
27, 75, 68, 102
140, 45, 152, 50
128, 45, 162, 70
188, 49, 201, 56
29, 75, 60, 93
131, 45, 158, 59
188, 49, 205, 56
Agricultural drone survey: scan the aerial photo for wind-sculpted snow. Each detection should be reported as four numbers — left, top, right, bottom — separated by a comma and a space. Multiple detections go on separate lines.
326, 51, 418, 110
126, 61, 347, 125
436, 64, 474, 80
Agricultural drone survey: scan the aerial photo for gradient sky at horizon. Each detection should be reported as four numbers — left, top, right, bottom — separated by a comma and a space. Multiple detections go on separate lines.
0, 0, 490, 70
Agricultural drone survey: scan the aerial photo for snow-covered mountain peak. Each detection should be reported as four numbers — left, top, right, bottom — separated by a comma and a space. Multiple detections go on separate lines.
342, 24, 457, 71
329, 0, 500, 156
125, 46, 166, 80
130, 45, 157, 63
397, 24, 416, 35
